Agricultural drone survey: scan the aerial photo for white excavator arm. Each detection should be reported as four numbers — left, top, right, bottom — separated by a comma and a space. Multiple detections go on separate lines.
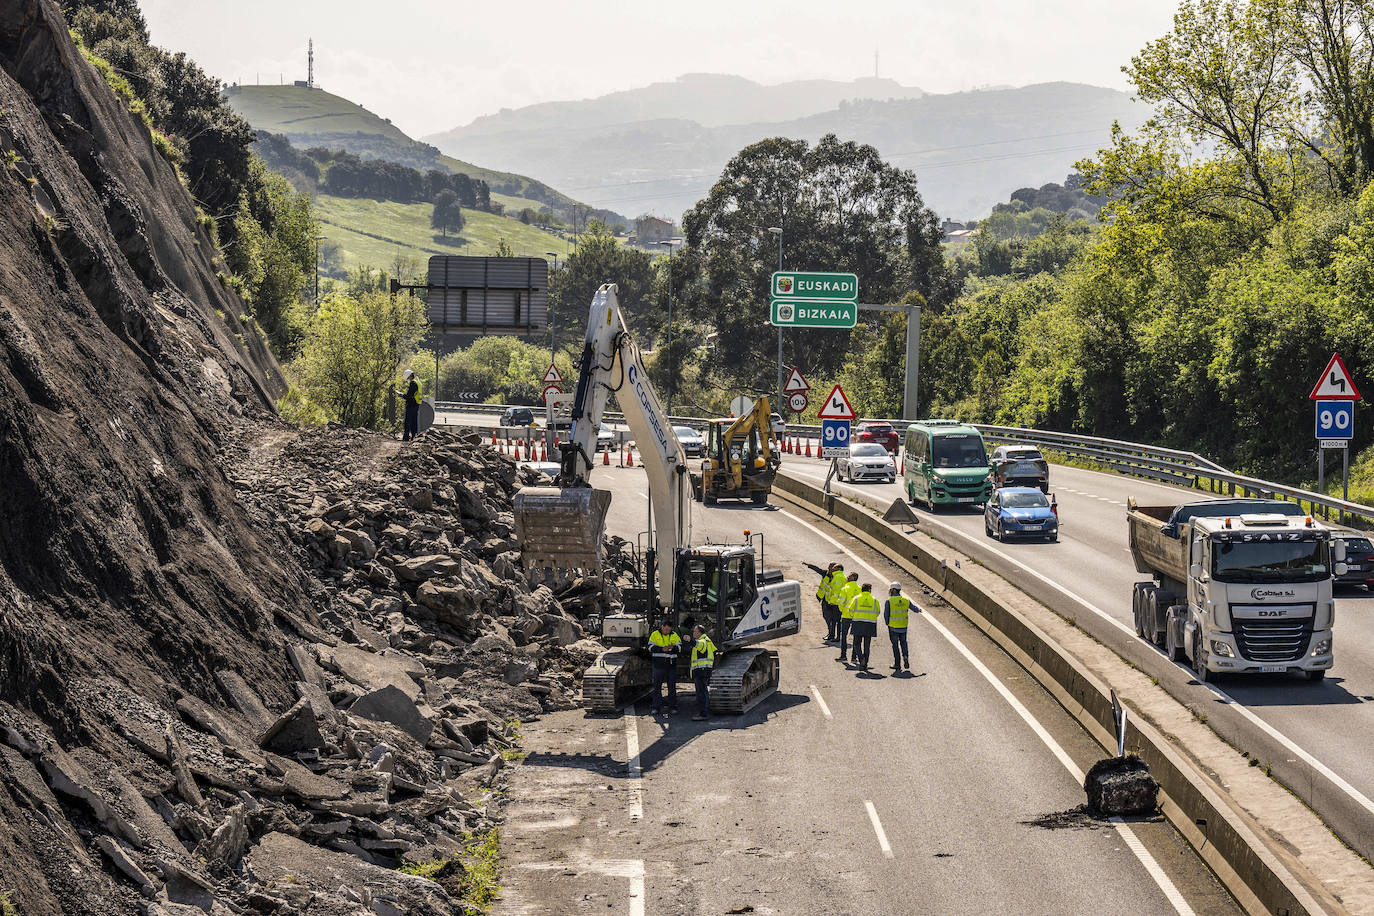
513, 284, 690, 607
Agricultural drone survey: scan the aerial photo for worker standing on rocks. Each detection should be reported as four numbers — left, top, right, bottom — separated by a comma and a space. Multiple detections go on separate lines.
836, 572, 860, 664
648, 619, 682, 714
395, 369, 421, 442
849, 583, 880, 671
885, 582, 914, 672
689, 624, 716, 721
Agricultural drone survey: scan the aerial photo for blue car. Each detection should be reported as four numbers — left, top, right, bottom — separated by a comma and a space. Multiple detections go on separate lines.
984, 487, 1058, 542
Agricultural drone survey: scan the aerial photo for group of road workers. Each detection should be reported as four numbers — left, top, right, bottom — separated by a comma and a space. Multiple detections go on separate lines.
817, 563, 918, 672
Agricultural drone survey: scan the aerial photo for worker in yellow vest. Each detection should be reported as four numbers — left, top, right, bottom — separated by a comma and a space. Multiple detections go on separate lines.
884, 582, 917, 671
835, 572, 860, 664
689, 624, 716, 721
816, 563, 838, 643
648, 619, 682, 714
849, 584, 881, 671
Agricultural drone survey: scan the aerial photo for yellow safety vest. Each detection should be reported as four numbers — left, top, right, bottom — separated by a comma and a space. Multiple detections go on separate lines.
705, 571, 719, 605
829, 571, 848, 605
690, 636, 716, 671
648, 630, 681, 660
838, 582, 860, 619
850, 592, 880, 623
887, 595, 911, 628
816, 574, 830, 603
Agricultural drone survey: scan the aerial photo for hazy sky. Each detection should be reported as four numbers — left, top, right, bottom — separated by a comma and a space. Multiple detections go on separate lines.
141, 0, 1179, 138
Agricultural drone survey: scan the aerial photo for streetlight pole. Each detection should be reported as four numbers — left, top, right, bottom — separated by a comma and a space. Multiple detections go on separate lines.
658, 238, 680, 413
768, 227, 783, 416
545, 251, 559, 364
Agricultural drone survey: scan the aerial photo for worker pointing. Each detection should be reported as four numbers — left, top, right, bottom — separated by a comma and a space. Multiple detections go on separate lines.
885, 582, 917, 672
849, 584, 880, 671
827, 565, 848, 644
817, 563, 837, 643
835, 572, 859, 664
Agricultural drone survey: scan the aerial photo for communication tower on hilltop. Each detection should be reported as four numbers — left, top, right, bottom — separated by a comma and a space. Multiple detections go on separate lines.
308, 39, 314, 89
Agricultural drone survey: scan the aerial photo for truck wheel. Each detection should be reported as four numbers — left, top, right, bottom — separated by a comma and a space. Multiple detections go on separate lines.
1132, 588, 1145, 637
704, 493, 717, 506
1165, 606, 1188, 662
751, 491, 768, 505
1307, 670, 1327, 682
1148, 590, 1169, 648
1193, 642, 1214, 683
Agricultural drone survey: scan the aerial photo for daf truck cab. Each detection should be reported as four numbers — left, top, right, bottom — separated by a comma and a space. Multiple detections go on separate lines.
1129, 499, 1342, 682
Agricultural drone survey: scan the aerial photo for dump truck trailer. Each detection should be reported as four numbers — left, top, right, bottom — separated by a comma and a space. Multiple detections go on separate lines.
1127, 498, 1341, 682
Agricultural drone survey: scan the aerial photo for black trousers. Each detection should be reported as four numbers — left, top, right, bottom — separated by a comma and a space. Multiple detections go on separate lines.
838, 618, 851, 658
652, 664, 677, 710
822, 601, 838, 640
693, 668, 711, 716
403, 406, 419, 440
851, 620, 876, 668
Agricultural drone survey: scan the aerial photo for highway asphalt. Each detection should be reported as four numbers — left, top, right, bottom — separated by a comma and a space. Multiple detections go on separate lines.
778, 451, 1374, 859
495, 462, 1238, 915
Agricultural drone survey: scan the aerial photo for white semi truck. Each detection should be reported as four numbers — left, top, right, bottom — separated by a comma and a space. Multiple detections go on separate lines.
1128, 498, 1343, 682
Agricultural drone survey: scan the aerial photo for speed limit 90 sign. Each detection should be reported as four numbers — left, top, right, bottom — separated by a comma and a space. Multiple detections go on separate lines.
821, 419, 850, 457
1316, 401, 1354, 440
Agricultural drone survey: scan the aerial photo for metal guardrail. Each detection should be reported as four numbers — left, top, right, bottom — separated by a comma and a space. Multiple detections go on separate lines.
434, 401, 1372, 526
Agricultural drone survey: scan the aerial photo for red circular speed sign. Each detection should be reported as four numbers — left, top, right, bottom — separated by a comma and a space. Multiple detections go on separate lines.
788, 392, 808, 413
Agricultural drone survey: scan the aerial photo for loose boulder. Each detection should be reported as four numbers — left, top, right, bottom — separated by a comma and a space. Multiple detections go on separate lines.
1084, 755, 1159, 816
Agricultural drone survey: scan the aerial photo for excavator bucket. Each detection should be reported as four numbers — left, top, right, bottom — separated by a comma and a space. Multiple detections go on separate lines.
512, 486, 613, 571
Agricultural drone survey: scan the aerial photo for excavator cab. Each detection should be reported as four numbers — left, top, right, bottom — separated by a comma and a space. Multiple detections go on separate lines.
672, 547, 757, 645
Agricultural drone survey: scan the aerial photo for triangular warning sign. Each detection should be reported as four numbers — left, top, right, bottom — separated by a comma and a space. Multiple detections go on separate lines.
882, 498, 920, 526
784, 367, 810, 393
816, 384, 856, 420
542, 363, 563, 384
1310, 353, 1361, 400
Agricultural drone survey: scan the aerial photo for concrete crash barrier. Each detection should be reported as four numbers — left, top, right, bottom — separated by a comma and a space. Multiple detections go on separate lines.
773, 473, 1364, 916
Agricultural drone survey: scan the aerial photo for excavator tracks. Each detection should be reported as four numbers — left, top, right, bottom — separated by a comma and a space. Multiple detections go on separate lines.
581, 649, 653, 713
708, 648, 780, 715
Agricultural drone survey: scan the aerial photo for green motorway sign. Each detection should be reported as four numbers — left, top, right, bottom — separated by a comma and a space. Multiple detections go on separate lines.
770, 298, 858, 328
772, 271, 858, 301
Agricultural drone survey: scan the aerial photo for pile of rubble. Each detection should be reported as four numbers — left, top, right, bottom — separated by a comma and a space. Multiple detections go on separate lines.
0, 423, 620, 915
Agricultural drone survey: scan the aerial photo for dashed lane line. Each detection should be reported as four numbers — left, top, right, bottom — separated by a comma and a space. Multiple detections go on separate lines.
779, 509, 1195, 915
864, 800, 895, 858
623, 707, 644, 823
809, 685, 833, 719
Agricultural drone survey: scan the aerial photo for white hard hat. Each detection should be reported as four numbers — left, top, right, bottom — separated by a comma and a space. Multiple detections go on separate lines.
890, 582, 901, 591
403, 369, 414, 378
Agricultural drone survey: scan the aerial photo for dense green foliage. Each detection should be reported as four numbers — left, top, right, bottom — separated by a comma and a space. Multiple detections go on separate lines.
430, 189, 465, 237
912, 0, 1374, 485
292, 289, 428, 428
65, 1, 318, 358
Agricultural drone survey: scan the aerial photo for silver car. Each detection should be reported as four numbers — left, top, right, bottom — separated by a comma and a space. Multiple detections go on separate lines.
674, 425, 704, 458
837, 443, 896, 483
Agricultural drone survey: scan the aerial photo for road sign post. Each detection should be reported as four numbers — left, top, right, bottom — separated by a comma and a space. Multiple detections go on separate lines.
1310, 352, 1361, 511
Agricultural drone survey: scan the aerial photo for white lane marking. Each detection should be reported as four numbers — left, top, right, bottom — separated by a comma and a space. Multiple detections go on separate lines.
630, 869, 646, 916
864, 800, 895, 858
1112, 817, 1196, 915
784, 470, 1374, 823
623, 707, 643, 822
809, 685, 833, 719
523, 859, 646, 916
780, 510, 1194, 913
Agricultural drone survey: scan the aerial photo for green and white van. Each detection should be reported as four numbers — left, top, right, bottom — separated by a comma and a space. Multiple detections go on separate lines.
903, 420, 993, 510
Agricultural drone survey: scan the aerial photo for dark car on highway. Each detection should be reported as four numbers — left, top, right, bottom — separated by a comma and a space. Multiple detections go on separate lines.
991, 444, 1050, 491
674, 425, 705, 458
854, 421, 900, 453
1332, 531, 1374, 590
985, 487, 1059, 542
501, 406, 534, 427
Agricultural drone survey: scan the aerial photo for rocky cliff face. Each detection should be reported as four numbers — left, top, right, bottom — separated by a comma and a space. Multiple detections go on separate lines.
0, 3, 602, 913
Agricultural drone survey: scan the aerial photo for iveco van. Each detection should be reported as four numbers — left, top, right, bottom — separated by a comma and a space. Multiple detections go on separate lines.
903, 420, 993, 510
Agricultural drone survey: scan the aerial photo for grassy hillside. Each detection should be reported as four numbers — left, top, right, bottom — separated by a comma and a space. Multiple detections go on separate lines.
315, 195, 573, 274
228, 85, 626, 225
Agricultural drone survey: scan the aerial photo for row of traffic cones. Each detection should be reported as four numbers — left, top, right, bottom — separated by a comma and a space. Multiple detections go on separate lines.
779, 435, 821, 458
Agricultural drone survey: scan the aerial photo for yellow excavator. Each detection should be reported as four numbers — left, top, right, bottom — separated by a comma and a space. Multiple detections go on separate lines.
692, 397, 780, 505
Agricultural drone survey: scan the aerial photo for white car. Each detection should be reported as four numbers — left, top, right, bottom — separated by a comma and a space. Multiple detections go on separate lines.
837, 443, 896, 483
771, 413, 786, 437
597, 423, 616, 452
674, 425, 705, 458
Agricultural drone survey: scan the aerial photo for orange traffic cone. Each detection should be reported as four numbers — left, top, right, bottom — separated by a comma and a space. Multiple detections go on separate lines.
804, 438, 812, 458
513, 443, 522, 460
540, 444, 548, 461
603, 447, 610, 465
491, 430, 498, 445
784, 436, 792, 454
899, 457, 904, 475
626, 446, 635, 467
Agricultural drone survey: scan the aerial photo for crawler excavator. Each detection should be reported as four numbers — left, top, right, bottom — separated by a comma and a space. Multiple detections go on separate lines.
512, 284, 801, 713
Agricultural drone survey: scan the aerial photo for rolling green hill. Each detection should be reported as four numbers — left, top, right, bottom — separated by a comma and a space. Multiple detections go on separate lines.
226, 85, 626, 224
315, 195, 572, 275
